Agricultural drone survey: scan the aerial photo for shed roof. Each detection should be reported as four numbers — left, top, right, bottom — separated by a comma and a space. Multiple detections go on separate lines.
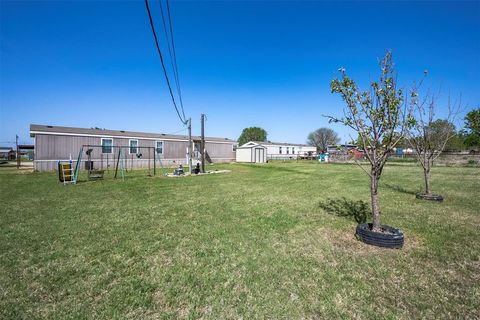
30, 124, 236, 143
237, 142, 267, 149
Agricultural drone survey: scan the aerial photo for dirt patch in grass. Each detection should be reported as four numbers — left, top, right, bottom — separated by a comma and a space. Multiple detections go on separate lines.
328, 227, 424, 255
275, 224, 423, 263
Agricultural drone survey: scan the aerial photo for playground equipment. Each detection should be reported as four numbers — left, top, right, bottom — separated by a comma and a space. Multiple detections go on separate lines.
85, 148, 105, 180
58, 161, 76, 185
58, 145, 169, 185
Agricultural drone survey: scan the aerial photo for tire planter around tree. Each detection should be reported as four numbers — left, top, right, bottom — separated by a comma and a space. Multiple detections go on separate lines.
415, 193, 444, 202
355, 223, 404, 249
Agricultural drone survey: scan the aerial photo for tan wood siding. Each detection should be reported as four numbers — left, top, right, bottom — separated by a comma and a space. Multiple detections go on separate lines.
33, 133, 236, 171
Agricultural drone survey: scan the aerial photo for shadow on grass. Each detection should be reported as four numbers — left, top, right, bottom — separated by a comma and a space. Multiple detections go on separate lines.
319, 197, 368, 223
382, 183, 417, 195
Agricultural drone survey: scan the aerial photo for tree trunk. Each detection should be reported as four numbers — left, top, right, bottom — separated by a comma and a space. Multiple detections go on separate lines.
371, 170, 381, 232
423, 167, 431, 195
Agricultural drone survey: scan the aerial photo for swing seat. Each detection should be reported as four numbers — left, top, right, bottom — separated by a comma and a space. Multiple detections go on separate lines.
88, 169, 104, 180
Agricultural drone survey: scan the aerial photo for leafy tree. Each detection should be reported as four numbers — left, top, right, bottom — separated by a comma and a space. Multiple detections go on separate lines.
463, 108, 480, 147
407, 86, 461, 195
238, 127, 267, 146
307, 128, 340, 152
328, 51, 413, 232
444, 132, 465, 151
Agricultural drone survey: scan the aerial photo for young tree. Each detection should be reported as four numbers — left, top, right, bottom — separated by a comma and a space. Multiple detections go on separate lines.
407, 88, 461, 196
307, 128, 340, 152
463, 108, 480, 147
328, 51, 413, 232
238, 127, 268, 146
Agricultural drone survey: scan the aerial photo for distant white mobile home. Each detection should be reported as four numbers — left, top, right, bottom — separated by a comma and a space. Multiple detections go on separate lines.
236, 141, 317, 162
259, 141, 316, 160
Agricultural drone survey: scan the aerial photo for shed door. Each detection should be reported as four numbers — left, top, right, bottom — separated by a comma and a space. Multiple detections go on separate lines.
254, 148, 264, 163
254, 148, 259, 163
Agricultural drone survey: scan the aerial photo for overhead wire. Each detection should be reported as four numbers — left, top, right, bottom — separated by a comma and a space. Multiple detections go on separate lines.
159, 0, 186, 122
144, 0, 187, 125
165, 127, 188, 135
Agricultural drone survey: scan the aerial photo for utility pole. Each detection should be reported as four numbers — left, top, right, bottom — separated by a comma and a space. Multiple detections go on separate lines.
188, 118, 193, 173
200, 113, 205, 173
15, 134, 19, 169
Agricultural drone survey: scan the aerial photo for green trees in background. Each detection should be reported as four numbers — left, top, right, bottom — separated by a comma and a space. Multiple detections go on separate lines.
238, 127, 268, 146
463, 108, 480, 148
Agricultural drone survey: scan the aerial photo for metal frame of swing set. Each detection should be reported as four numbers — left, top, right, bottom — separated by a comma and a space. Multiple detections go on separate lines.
72, 144, 167, 183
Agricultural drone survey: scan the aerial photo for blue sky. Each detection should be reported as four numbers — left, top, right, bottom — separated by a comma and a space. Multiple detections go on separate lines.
1, 0, 479, 146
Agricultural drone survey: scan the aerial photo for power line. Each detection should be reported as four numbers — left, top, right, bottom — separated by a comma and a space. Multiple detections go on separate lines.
145, 0, 187, 125
166, 127, 188, 135
159, 0, 186, 122
166, 0, 186, 121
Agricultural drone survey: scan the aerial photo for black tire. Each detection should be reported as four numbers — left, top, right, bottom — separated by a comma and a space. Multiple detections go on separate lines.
416, 193, 444, 202
355, 223, 404, 249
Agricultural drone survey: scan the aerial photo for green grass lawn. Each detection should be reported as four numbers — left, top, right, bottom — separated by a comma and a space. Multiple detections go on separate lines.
1, 162, 479, 319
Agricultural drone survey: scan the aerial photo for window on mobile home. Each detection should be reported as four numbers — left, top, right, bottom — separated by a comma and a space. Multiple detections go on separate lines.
101, 138, 113, 154
156, 141, 163, 154
129, 140, 138, 154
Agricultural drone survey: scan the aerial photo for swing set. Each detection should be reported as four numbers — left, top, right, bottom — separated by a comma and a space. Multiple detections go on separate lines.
59, 144, 168, 184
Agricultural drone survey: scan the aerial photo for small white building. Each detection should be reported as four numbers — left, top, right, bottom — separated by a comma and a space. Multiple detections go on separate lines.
235, 142, 267, 163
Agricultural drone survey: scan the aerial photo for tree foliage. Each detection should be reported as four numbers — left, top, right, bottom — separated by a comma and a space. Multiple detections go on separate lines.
328, 51, 413, 231
238, 127, 268, 146
444, 132, 466, 151
307, 128, 340, 152
463, 108, 480, 147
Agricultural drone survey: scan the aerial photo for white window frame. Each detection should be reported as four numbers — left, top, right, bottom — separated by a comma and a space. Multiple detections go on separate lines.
232, 144, 238, 152
286, 147, 289, 154
155, 141, 164, 155
292, 147, 295, 154
129, 139, 138, 154
279, 147, 282, 154
101, 138, 113, 154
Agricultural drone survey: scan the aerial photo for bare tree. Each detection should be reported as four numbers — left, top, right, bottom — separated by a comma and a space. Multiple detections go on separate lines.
307, 128, 340, 152
328, 51, 413, 232
407, 85, 461, 196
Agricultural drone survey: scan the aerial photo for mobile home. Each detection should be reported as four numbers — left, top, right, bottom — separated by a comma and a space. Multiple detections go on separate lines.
30, 124, 237, 171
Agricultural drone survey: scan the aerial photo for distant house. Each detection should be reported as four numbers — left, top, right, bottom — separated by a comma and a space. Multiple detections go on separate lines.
0, 147, 15, 160
254, 141, 317, 160
30, 124, 237, 171
235, 141, 317, 162
327, 144, 358, 154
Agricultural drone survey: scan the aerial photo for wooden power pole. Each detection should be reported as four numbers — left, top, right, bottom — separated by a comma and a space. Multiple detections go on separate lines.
188, 118, 192, 173
16, 135, 19, 169
200, 113, 205, 173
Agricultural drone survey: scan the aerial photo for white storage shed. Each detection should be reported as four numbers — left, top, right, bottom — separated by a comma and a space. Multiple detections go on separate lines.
235, 142, 267, 163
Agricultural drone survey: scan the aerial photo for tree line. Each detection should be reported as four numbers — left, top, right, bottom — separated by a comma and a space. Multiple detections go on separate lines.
307, 108, 479, 153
